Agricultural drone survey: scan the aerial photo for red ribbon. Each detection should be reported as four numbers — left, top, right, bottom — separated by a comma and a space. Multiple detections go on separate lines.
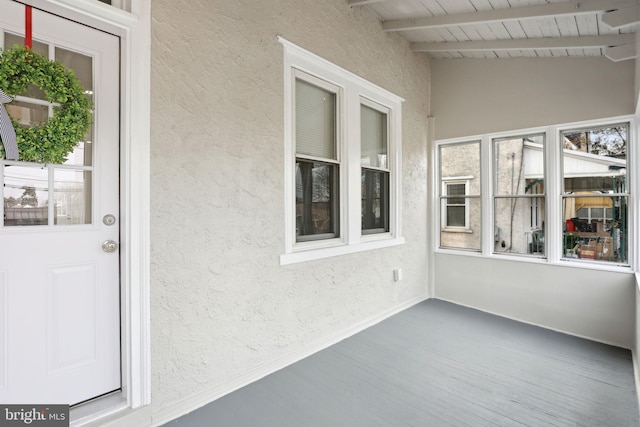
25, 6, 32, 49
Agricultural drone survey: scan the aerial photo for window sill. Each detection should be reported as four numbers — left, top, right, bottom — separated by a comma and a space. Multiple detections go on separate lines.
280, 236, 405, 265
435, 247, 633, 273
441, 227, 473, 234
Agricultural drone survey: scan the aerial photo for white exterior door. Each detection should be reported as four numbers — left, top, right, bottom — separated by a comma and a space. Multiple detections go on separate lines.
0, 0, 120, 405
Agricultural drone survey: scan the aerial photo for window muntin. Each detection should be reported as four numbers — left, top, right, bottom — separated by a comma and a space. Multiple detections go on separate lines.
438, 141, 481, 251
493, 134, 545, 257
361, 101, 389, 234
294, 75, 340, 242
561, 124, 628, 264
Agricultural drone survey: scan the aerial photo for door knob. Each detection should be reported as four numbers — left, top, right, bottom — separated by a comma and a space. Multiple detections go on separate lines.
102, 240, 119, 253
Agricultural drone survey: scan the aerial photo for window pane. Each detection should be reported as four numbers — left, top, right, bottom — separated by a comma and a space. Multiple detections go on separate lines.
446, 206, 465, 227
440, 197, 481, 250
4, 165, 49, 226
494, 197, 545, 256
55, 47, 94, 167
295, 79, 336, 160
5, 100, 49, 126
54, 169, 92, 225
562, 124, 627, 193
361, 104, 387, 168
447, 183, 465, 205
447, 183, 465, 196
361, 169, 389, 233
563, 195, 627, 263
4, 33, 48, 100
4, 33, 48, 56
494, 135, 545, 196
439, 142, 481, 251
439, 142, 480, 196
561, 124, 627, 265
295, 160, 338, 240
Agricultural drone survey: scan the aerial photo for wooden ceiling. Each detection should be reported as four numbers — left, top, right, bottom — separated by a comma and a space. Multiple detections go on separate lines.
349, 0, 639, 60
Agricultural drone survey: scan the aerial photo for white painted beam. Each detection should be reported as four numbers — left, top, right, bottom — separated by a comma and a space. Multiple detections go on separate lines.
411, 34, 635, 52
605, 43, 637, 61
602, 5, 640, 29
348, 0, 385, 6
383, 0, 638, 32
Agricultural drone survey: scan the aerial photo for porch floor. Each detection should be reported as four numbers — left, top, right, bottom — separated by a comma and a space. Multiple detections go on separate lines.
163, 299, 639, 426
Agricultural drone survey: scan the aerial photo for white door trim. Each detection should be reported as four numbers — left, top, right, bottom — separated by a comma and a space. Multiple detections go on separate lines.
19, 0, 151, 420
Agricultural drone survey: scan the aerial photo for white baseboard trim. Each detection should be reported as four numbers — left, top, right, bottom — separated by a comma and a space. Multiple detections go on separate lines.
151, 294, 429, 426
434, 296, 632, 350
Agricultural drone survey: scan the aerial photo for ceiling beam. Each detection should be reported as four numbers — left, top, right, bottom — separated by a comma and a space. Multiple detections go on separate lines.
605, 42, 637, 61
383, 0, 638, 32
348, 0, 385, 6
602, 5, 640, 29
411, 34, 635, 52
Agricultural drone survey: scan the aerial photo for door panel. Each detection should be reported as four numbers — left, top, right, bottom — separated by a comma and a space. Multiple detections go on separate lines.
0, 0, 120, 405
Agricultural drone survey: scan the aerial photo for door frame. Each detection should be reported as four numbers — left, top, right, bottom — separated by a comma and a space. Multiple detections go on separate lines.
20, 0, 151, 422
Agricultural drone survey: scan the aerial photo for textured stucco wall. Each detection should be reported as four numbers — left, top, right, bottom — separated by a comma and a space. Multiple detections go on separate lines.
149, 0, 430, 419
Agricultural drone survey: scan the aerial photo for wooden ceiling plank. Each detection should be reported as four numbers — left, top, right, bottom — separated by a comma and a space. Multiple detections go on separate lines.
382, 0, 637, 31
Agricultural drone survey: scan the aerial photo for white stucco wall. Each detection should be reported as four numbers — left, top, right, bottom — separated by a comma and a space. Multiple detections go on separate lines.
147, 0, 430, 423
431, 57, 635, 140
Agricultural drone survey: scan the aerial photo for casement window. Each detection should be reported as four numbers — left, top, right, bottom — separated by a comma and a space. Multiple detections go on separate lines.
560, 123, 628, 265
438, 141, 481, 251
436, 117, 634, 270
493, 134, 545, 257
280, 38, 404, 264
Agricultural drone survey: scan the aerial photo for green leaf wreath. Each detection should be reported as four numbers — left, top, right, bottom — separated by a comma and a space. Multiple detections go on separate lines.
0, 45, 92, 164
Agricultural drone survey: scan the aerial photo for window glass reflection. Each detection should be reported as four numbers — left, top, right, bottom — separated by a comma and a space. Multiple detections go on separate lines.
4, 166, 49, 226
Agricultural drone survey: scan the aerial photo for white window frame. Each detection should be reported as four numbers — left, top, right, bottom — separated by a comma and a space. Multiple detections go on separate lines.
491, 133, 547, 259
434, 115, 636, 273
559, 121, 631, 266
294, 70, 342, 243
279, 37, 404, 265
441, 178, 470, 231
360, 97, 391, 235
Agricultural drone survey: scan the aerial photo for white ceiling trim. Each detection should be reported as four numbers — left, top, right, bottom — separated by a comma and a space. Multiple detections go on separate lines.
381, 0, 637, 32
412, 34, 634, 53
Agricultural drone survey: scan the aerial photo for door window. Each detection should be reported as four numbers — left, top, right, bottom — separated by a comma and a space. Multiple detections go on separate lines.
2, 34, 94, 227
